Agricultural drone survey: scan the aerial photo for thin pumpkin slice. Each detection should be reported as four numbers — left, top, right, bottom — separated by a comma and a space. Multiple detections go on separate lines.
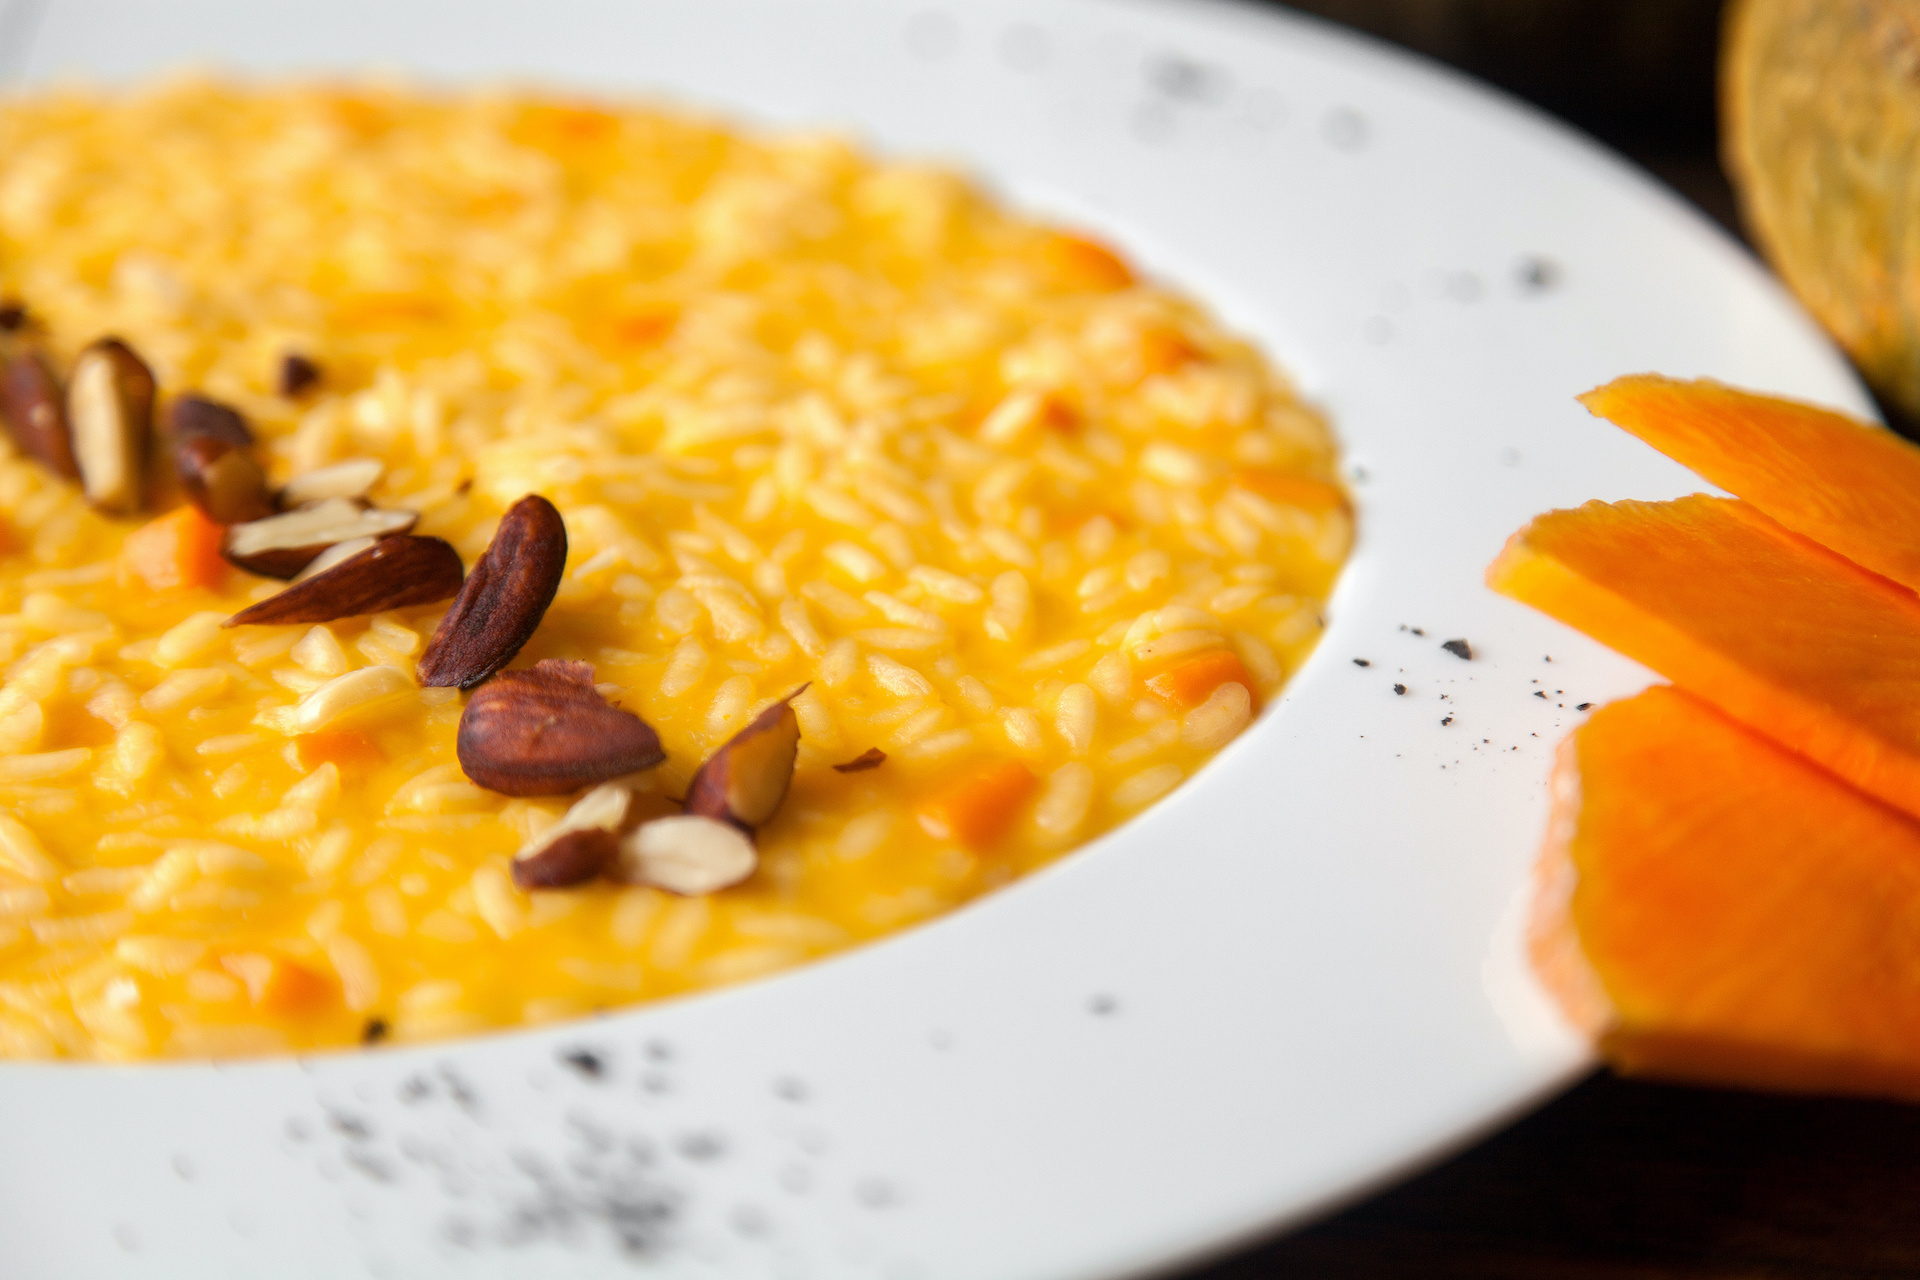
1582, 375, 1920, 593
1534, 685, 1920, 1101
1489, 494, 1920, 822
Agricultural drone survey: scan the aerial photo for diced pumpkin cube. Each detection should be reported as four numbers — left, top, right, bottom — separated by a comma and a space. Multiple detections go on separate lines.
1145, 649, 1257, 709
221, 953, 335, 1015
293, 729, 383, 775
121, 505, 227, 592
917, 759, 1038, 849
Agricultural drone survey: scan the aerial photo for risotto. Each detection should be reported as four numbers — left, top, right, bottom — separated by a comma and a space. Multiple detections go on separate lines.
0, 79, 1349, 1059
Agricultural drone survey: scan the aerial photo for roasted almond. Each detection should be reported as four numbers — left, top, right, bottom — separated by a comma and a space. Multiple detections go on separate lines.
67, 337, 156, 516
615, 814, 757, 896
167, 395, 254, 449
225, 535, 464, 627
294, 535, 377, 582
456, 658, 665, 796
1, 350, 77, 479
684, 685, 805, 831
417, 494, 567, 689
176, 432, 275, 526
223, 497, 418, 579
833, 747, 887, 773
279, 353, 322, 398
511, 782, 632, 889
279, 457, 382, 507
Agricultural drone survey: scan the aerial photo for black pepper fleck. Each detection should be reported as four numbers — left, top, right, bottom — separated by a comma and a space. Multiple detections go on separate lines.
1440, 715, 1454, 726
1353, 658, 1371, 668
361, 1017, 389, 1045
1441, 638, 1473, 660
1392, 683, 1406, 695
1576, 702, 1593, 711
560, 1048, 607, 1080
279, 352, 322, 397
0, 301, 25, 331
1533, 690, 1547, 699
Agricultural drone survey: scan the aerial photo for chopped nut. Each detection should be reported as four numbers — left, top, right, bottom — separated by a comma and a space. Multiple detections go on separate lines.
167, 395, 254, 449
67, 337, 156, 516
685, 687, 805, 830
511, 783, 631, 889
456, 658, 664, 796
293, 535, 376, 582
223, 497, 417, 579
615, 814, 756, 896
175, 433, 275, 526
279, 457, 382, 507
1, 350, 77, 478
833, 748, 887, 773
279, 353, 322, 398
417, 494, 567, 689
225, 535, 465, 627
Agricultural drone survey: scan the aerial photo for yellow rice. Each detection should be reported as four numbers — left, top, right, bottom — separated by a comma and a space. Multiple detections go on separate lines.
0, 77, 1347, 1059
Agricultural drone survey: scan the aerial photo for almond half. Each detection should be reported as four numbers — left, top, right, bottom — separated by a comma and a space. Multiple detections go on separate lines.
225, 535, 464, 627
510, 783, 632, 890
223, 497, 418, 579
684, 685, 806, 831
176, 433, 276, 526
67, 337, 156, 516
417, 494, 567, 689
456, 658, 665, 796
1, 350, 77, 479
167, 395, 254, 449
614, 814, 757, 896
279, 457, 382, 507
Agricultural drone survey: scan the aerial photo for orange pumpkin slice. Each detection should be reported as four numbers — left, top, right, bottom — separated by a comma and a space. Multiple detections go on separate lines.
1582, 375, 1920, 593
1533, 684, 1920, 1100
1489, 494, 1920, 821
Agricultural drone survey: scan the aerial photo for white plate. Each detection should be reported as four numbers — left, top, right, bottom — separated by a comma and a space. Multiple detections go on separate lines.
0, 1, 1869, 1277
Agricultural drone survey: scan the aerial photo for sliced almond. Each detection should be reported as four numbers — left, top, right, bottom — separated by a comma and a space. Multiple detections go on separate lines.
511, 783, 631, 890
67, 338, 156, 516
280, 353, 322, 398
684, 685, 806, 831
417, 494, 567, 689
1, 350, 77, 479
176, 433, 275, 526
167, 395, 254, 449
225, 535, 464, 627
279, 457, 382, 507
223, 498, 417, 579
456, 658, 664, 796
614, 814, 757, 896
294, 536, 377, 582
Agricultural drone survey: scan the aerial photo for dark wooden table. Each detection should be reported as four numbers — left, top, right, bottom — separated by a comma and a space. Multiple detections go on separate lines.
1178, 4, 1920, 1276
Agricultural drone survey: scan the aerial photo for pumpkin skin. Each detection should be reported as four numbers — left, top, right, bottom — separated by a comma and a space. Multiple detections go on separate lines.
1533, 685, 1920, 1101
1722, 0, 1920, 423
1581, 375, 1920, 594
1488, 494, 1920, 823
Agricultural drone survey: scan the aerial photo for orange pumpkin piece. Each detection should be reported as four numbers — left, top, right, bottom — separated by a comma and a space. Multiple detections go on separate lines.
293, 729, 383, 775
1229, 468, 1348, 513
220, 953, 334, 1016
1040, 232, 1136, 291
1489, 494, 1920, 822
917, 759, 1037, 849
1533, 684, 1920, 1101
1145, 649, 1258, 710
121, 505, 226, 592
1582, 374, 1920, 593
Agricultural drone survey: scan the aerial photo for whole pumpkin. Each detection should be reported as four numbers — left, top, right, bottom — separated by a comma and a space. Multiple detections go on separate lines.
1723, 0, 1920, 423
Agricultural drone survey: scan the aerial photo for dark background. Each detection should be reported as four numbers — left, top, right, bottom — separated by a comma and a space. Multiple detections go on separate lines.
1177, 3, 1920, 1277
